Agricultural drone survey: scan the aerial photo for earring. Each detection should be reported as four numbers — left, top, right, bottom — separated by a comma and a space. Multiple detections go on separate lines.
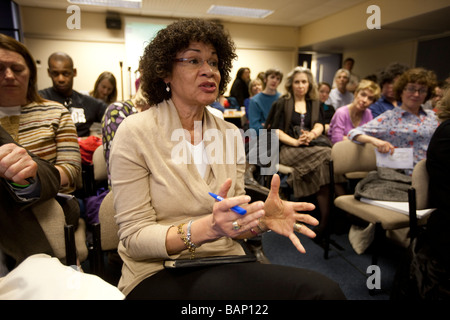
166, 83, 170, 92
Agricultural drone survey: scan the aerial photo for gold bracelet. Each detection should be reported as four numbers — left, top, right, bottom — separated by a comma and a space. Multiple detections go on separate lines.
177, 222, 196, 259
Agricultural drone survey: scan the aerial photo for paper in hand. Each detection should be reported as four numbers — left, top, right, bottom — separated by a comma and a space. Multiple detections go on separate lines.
375, 148, 413, 169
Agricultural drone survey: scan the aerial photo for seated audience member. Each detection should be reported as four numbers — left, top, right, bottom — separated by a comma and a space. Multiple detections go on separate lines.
39, 52, 107, 137
369, 62, 409, 118
248, 68, 283, 134
348, 68, 438, 175
392, 86, 450, 300
346, 68, 438, 253
420, 86, 450, 296
209, 94, 226, 113
341, 58, 360, 93
0, 136, 123, 300
241, 78, 266, 262
229, 67, 251, 107
109, 18, 345, 300
0, 126, 59, 271
101, 86, 150, 187
243, 77, 263, 115
364, 74, 378, 83
318, 82, 335, 134
257, 71, 266, 86
265, 66, 345, 240
423, 80, 446, 111
0, 34, 81, 226
90, 71, 118, 105
328, 80, 380, 144
326, 68, 354, 109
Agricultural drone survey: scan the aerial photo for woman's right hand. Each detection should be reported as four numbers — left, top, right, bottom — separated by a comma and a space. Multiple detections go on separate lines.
209, 179, 265, 239
298, 130, 314, 146
166, 179, 265, 255
0, 143, 37, 185
355, 134, 395, 155
372, 138, 395, 154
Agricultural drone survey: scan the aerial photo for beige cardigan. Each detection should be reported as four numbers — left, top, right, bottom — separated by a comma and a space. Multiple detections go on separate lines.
110, 100, 246, 295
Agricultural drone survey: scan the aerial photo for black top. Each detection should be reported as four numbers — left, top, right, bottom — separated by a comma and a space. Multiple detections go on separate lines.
265, 96, 324, 136
321, 102, 335, 125
0, 124, 60, 267
426, 118, 450, 266
229, 78, 250, 107
39, 87, 107, 137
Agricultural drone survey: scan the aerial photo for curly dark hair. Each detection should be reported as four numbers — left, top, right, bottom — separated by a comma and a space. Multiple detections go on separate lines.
140, 19, 237, 106
393, 67, 438, 102
378, 62, 409, 86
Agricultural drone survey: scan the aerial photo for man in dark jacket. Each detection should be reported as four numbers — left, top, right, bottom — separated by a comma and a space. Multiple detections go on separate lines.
39, 52, 107, 137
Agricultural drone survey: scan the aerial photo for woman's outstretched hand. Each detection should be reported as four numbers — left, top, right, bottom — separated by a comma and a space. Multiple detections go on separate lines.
263, 174, 318, 253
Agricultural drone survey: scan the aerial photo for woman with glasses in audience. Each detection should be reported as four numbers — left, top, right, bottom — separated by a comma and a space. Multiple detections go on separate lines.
346, 68, 438, 255
109, 19, 345, 300
392, 86, 450, 300
0, 34, 81, 227
348, 68, 438, 173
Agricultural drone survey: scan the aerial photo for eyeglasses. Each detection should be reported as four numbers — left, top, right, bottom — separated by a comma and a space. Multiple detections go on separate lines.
404, 86, 428, 95
173, 57, 219, 71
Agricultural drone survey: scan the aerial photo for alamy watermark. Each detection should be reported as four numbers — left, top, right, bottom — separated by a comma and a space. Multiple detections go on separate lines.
366, 265, 381, 290
170, 122, 279, 176
367, 5, 381, 30
67, 5, 81, 30
66, 4, 381, 30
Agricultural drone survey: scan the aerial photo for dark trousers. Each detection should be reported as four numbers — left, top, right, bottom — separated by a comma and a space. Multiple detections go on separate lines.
126, 262, 346, 300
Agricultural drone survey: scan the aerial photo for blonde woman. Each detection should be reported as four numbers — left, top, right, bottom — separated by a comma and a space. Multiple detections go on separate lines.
90, 71, 117, 104
265, 66, 344, 240
328, 79, 380, 144
243, 77, 263, 115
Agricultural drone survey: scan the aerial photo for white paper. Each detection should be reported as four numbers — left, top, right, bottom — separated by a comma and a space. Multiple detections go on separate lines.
360, 197, 435, 219
375, 148, 414, 169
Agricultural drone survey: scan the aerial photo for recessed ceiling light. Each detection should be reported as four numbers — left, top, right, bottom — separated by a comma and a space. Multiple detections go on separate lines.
68, 0, 142, 9
207, 5, 273, 19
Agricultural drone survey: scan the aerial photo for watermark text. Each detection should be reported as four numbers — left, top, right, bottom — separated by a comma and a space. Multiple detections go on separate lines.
366, 5, 381, 29
67, 5, 81, 30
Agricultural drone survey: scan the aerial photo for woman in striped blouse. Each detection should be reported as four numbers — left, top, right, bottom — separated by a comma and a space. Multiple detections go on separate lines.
0, 34, 81, 225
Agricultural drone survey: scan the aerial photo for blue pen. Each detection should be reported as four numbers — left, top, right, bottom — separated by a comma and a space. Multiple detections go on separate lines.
208, 192, 247, 215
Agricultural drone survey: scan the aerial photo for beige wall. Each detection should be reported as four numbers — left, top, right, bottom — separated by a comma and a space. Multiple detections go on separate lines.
295, 0, 449, 82
26, 38, 125, 96
345, 40, 417, 81
297, 0, 450, 48
19, 4, 445, 100
20, 6, 298, 98
21, 7, 127, 98
223, 22, 298, 95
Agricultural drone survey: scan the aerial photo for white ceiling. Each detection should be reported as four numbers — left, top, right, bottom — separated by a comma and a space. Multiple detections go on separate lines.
15, 0, 369, 27
14, 0, 450, 52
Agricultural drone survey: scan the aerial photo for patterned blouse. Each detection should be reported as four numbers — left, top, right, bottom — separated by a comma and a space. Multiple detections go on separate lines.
101, 100, 137, 186
348, 106, 438, 174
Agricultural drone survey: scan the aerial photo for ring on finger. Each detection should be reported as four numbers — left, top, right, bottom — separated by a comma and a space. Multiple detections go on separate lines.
293, 222, 303, 233
232, 220, 241, 231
